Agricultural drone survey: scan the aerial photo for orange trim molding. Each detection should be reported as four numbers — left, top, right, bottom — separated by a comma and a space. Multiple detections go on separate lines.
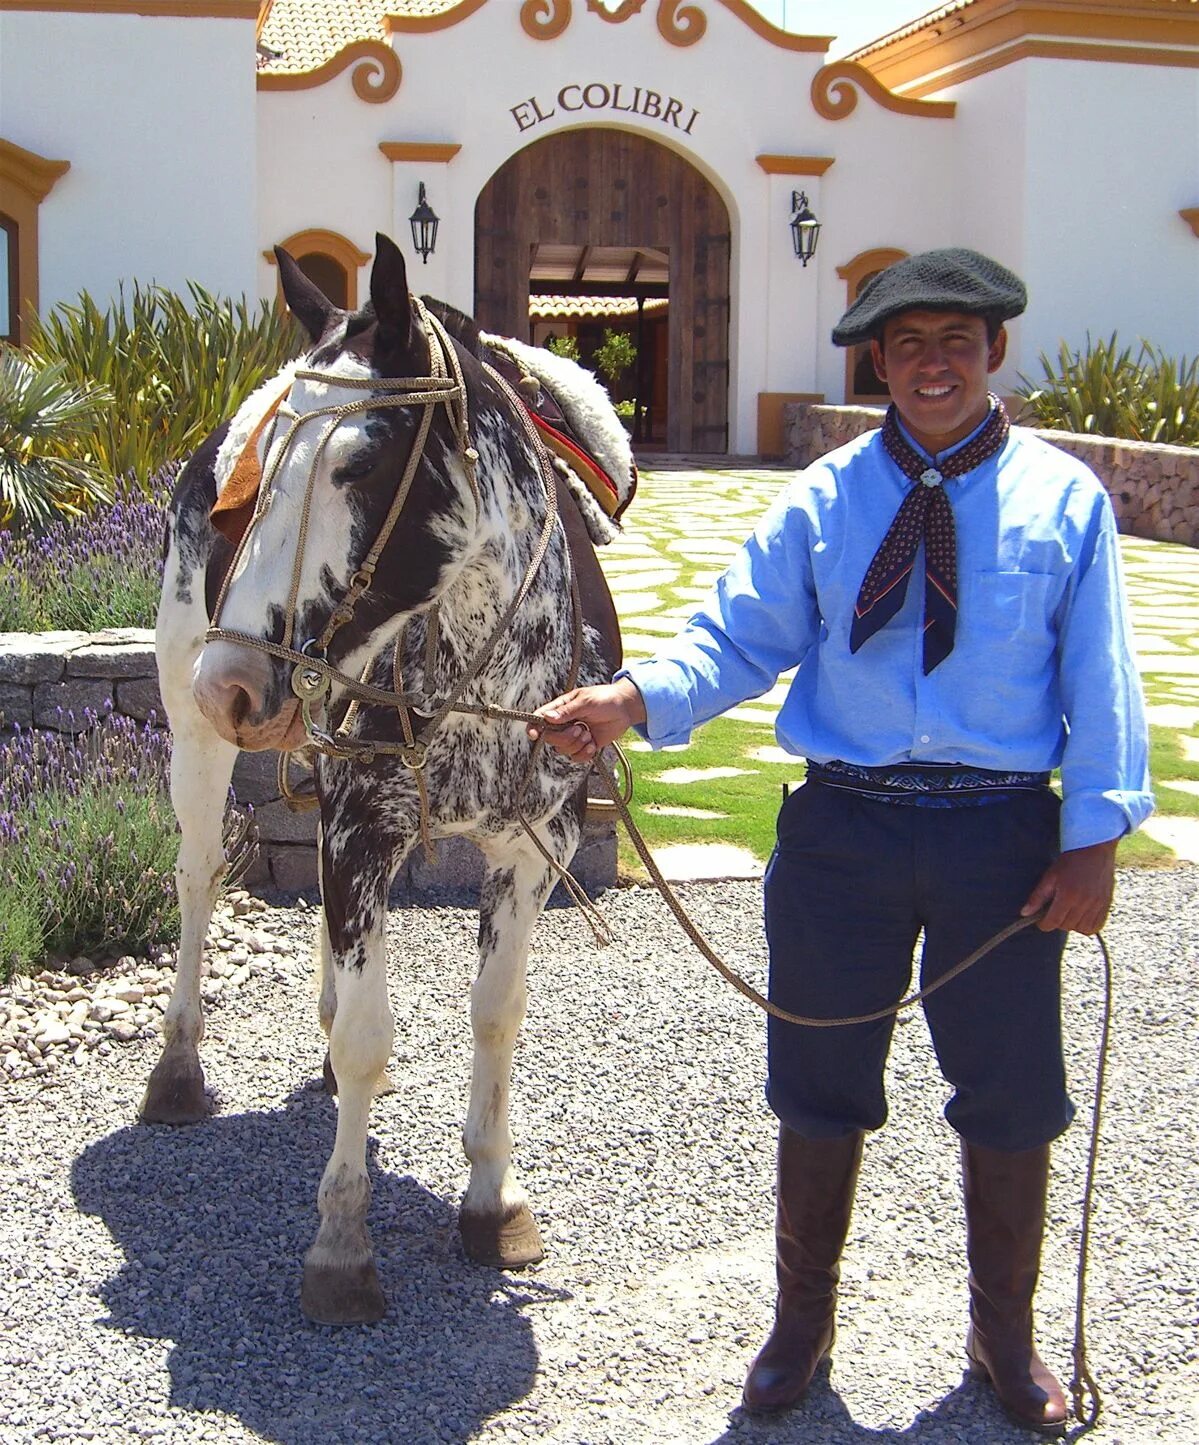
379, 142, 462, 164
1181, 208, 1199, 239
388, 0, 492, 32
394, 0, 830, 49
263, 230, 370, 309
854, 0, 1199, 95
0, 2, 259, 15
587, 0, 648, 19
756, 154, 835, 176
836, 247, 907, 286
518, 0, 571, 39
812, 62, 956, 120
257, 40, 401, 103
0, 137, 71, 346
837, 247, 907, 405
659, 1, 830, 50
898, 37, 1199, 97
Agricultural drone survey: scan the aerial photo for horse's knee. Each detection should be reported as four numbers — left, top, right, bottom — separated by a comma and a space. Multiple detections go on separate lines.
327, 1002, 393, 1084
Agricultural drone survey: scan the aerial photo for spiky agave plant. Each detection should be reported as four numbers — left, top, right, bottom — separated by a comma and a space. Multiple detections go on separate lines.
1017, 334, 1199, 447
0, 346, 112, 532
26, 282, 303, 488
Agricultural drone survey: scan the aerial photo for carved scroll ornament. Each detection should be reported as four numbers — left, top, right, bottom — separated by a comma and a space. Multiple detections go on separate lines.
811, 62, 955, 121
257, 40, 402, 104
522, 0, 705, 45
520, 0, 571, 38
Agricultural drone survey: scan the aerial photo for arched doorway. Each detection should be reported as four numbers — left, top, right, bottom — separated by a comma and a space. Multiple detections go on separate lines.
475, 128, 731, 454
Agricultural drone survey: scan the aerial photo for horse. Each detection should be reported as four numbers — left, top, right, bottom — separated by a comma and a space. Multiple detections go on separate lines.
142, 234, 631, 1324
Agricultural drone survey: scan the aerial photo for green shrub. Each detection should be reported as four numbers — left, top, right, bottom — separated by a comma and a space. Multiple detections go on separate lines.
0, 346, 112, 533
0, 710, 256, 980
1017, 335, 1199, 447
546, 334, 581, 363
26, 283, 303, 489
593, 328, 637, 387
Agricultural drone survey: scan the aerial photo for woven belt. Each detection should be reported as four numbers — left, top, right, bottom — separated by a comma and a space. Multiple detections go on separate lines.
806, 759, 1051, 806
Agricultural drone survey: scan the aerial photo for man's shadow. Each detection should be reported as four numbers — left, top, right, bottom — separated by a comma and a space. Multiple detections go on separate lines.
708, 1363, 1081, 1444
71, 1084, 566, 1444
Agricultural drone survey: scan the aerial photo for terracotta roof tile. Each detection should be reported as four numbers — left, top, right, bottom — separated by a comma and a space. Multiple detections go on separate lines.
846, 1, 977, 63
530, 296, 669, 320
259, 0, 460, 75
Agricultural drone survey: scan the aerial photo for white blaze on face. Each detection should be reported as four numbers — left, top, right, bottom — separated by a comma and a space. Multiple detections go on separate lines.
212, 353, 379, 645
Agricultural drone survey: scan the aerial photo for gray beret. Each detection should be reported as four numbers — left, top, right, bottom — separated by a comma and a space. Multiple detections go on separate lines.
832, 248, 1027, 347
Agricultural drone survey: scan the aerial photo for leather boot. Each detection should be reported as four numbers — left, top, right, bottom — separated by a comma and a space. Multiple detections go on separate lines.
962, 1140, 1068, 1435
742, 1126, 864, 1414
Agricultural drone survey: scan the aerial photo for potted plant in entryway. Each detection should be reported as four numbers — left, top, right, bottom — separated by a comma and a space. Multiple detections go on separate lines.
594, 328, 639, 434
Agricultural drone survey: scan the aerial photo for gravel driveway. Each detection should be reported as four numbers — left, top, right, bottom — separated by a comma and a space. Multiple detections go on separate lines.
1, 869, 1196, 1444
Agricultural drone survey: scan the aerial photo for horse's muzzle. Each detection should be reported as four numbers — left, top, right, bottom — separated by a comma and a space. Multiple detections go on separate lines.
193, 640, 306, 751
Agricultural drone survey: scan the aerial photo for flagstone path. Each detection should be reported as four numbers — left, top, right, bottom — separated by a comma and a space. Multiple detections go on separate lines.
601, 465, 1199, 872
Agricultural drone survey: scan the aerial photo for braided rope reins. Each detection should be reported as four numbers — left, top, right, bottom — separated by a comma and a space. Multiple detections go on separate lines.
202, 316, 1104, 1431
205, 301, 611, 917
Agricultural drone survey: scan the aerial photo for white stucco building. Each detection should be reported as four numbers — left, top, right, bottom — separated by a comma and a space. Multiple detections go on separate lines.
2, 0, 1197, 454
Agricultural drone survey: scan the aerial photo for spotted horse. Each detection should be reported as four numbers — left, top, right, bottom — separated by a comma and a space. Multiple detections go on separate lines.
142, 235, 634, 1323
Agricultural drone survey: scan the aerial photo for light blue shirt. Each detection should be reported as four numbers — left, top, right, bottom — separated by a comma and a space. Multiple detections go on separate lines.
620, 424, 1153, 852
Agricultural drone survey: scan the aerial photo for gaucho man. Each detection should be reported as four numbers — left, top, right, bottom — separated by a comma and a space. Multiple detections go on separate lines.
531, 249, 1152, 1434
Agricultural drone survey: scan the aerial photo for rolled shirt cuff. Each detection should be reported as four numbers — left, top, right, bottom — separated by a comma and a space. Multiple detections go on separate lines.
615, 659, 697, 749
1060, 788, 1154, 852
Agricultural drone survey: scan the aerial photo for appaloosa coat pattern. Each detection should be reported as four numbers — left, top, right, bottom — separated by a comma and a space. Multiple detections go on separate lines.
145, 234, 630, 1323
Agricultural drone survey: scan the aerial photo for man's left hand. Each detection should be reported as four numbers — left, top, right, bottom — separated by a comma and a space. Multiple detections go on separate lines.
1021, 838, 1119, 935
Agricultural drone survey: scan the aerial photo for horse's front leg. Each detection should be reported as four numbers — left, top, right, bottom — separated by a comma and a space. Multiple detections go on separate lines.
141, 669, 237, 1123
312, 884, 340, 1095
300, 847, 393, 1324
460, 814, 580, 1268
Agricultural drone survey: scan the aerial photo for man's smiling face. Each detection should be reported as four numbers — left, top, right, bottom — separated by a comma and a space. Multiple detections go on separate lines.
870, 310, 1007, 455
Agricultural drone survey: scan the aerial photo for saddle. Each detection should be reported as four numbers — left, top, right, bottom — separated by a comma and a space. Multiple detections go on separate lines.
483, 347, 629, 523
478, 331, 637, 550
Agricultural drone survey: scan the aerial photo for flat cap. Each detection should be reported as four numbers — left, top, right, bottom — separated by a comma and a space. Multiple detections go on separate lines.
832, 248, 1026, 347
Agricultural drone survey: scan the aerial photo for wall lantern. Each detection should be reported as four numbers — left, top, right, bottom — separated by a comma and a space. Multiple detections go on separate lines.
409, 183, 439, 264
790, 191, 821, 267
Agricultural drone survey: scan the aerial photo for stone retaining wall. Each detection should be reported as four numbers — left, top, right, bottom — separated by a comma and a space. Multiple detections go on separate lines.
783, 404, 1199, 547
0, 628, 616, 896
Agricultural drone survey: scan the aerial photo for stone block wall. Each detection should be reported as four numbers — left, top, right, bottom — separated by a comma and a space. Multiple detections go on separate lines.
782, 404, 1199, 548
0, 628, 616, 897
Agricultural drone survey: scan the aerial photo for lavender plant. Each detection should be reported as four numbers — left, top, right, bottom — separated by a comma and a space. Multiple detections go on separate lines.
0, 470, 170, 632
0, 706, 255, 980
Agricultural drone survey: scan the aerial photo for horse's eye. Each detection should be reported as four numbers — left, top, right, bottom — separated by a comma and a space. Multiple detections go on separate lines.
335, 458, 375, 484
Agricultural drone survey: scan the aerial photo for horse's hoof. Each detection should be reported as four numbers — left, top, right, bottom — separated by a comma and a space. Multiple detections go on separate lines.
300, 1259, 386, 1325
322, 1051, 337, 1095
139, 1054, 210, 1125
459, 1203, 545, 1269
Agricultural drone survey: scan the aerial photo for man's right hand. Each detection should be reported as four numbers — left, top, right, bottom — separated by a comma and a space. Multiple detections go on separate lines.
527, 679, 648, 763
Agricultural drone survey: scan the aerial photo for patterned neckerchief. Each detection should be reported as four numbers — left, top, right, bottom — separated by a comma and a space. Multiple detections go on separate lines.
850, 397, 1010, 674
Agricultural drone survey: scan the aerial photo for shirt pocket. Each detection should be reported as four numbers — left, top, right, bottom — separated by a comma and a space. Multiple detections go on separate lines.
966, 570, 1056, 657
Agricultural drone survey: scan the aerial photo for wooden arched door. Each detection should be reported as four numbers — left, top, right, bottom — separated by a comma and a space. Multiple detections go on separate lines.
475, 128, 730, 454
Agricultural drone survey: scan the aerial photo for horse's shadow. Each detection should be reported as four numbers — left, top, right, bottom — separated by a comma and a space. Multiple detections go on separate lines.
70, 1085, 562, 1444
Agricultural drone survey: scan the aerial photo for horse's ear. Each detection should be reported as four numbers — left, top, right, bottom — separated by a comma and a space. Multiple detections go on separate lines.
274, 247, 335, 342
370, 234, 412, 348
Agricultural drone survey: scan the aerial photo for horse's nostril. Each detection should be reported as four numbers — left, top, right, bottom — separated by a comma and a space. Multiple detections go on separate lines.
229, 687, 252, 727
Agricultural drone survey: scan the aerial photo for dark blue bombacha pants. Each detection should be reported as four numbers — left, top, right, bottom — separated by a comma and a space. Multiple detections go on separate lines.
763, 781, 1074, 1152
